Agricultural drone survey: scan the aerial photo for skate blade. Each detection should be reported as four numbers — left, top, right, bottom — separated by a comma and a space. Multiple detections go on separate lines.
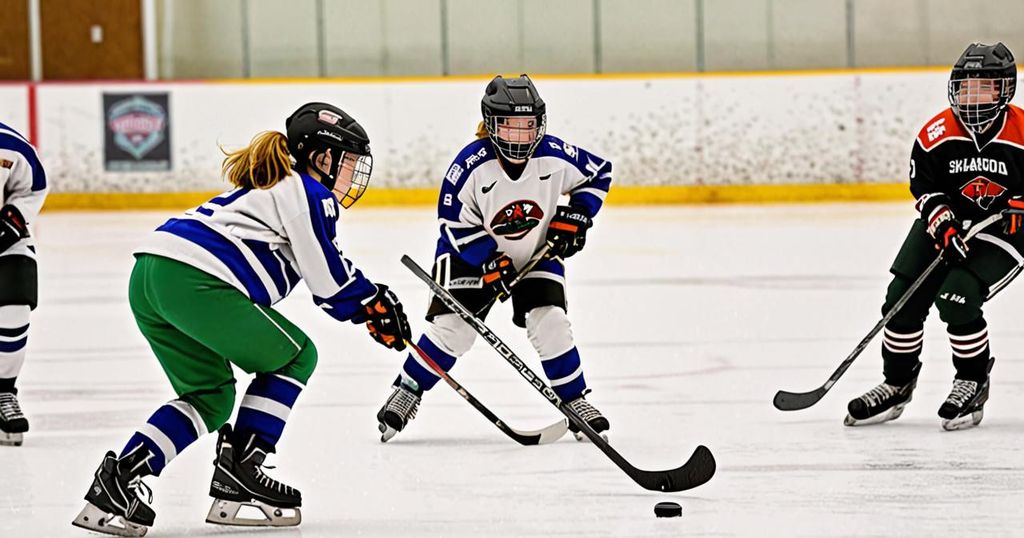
0, 431, 23, 446
941, 409, 984, 431
843, 404, 906, 427
72, 502, 148, 537
206, 499, 301, 527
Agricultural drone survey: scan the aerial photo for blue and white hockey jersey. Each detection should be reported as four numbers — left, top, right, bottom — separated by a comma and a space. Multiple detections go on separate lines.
0, 122, 48, 260
436, 134, 612, 272
136, 173, 377, 322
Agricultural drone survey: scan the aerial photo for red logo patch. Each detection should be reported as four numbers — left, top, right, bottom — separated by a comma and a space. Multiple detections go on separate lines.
490, 200, 544, 240
960, 176, 1007, 210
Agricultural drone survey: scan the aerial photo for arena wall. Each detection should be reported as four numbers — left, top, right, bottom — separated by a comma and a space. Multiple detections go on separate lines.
5, 69, 956, 209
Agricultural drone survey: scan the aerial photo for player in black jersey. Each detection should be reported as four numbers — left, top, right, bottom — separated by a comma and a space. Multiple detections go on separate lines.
845, 42, 1024, 431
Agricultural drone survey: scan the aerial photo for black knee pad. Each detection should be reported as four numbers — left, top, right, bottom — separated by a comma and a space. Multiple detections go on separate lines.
935, 269, 985, 326
0, 256, 38, 310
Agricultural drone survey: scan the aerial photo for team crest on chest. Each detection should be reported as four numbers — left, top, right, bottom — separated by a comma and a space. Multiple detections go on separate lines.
490, 200, 544, 240
960, 176, 1007, 209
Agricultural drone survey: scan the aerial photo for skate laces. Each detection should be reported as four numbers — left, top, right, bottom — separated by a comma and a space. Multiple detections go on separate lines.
386, 386, 420, 421
247, 450, 297, 496
860, 383, 899, 407
946, 379, 978, 408
0, 393, 24, 420
567, 397, 602, 423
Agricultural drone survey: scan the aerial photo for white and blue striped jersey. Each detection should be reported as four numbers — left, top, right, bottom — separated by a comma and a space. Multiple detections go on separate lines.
135, 173, 378, 322
0, 122, 48, 260
436, 134, 612, 272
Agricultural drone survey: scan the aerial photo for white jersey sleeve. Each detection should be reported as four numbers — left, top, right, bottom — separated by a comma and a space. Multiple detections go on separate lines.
0, 123, 48, 260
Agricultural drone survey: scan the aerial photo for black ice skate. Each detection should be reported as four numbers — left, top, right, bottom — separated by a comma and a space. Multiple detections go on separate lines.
0, 391, 29, 446
377, 381, 422, 442
71, 445, 156, 537
938, 358, 994, 431
565, 393, 610, 442
844, 364, 921, 426
206, 424, 301, 527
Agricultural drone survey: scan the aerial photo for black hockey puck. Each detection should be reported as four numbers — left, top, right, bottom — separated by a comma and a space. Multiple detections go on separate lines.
654, 501, 682, 518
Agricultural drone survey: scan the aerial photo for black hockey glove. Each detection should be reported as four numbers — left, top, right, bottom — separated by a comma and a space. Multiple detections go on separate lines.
925, 204, 968, 263
546, 205, 592, 259
481, 253, 517, 301
364, 285, 412, 352
1003, 196, 1024, 235
0, 205, 29, 253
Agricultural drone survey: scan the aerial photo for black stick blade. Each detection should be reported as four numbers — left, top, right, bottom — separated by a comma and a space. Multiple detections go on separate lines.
633, 445, 717, 492
773, 387, 828, 411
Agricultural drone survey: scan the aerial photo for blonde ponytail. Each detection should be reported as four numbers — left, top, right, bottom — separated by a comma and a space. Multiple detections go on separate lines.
221, 131, 292, 189
475, 121, 489, 139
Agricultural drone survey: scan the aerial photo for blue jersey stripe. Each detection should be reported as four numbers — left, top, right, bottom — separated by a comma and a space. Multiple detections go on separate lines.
242, 239, 288, 298
157, 218, 272, 305
208, 188, 250, 206
299, 175, 354, 288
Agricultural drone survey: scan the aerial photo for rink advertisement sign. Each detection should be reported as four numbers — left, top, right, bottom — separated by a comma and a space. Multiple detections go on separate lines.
102, 93, 171, 172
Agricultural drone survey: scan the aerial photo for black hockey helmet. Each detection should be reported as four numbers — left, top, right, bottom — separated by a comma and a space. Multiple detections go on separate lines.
286, 102, 373, 208
481, 74, 546, 161
948, 42, 1017, 133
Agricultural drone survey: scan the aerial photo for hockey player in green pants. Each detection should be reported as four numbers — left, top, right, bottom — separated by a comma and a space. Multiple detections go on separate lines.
72, 102, 411, 536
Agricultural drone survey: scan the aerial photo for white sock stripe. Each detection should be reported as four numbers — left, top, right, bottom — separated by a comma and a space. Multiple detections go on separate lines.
949, 338, 989, 352
883, 327, 924, 340
549, 364, 584, 387
273, 374, 305, 390
138, 423, 178, 464
0, 349, 27, 378
0, 305, 30, 325
884, 336, 925, 348
883, 334, 924, 345
0, 333, 28, 343
240, 394, 293, 421
952, 344, 990, 359
167, 400, 208, 437
883, 343, 922, 354
948, 328, 988, 342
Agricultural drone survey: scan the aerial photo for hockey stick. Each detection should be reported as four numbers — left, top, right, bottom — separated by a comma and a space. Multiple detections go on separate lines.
474, 244, 555, 317
406, 339, 569, 445
402, 255, 716, 492
773, 211, 1009, 411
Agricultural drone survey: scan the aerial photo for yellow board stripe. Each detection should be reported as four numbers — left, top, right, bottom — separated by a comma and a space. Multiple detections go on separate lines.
42, 183, 910, 211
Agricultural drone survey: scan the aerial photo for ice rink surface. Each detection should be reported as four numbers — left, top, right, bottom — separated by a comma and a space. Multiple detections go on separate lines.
3, 203, 1023, 537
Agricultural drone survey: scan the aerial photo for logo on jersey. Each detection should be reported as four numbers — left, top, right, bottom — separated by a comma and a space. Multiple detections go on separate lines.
960, 176, 1007, 209
949, 157, 1008, 176
482, 181, 497, 194
490, 200, 544, 240
927, 118, 946, 142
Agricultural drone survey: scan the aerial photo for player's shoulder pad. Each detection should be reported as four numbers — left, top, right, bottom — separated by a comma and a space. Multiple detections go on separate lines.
994, 104, 1024, 149
915, 108, 969, 152
534, 133, 609, 177
443, 138, 495, 187
533, 134, 582, 162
